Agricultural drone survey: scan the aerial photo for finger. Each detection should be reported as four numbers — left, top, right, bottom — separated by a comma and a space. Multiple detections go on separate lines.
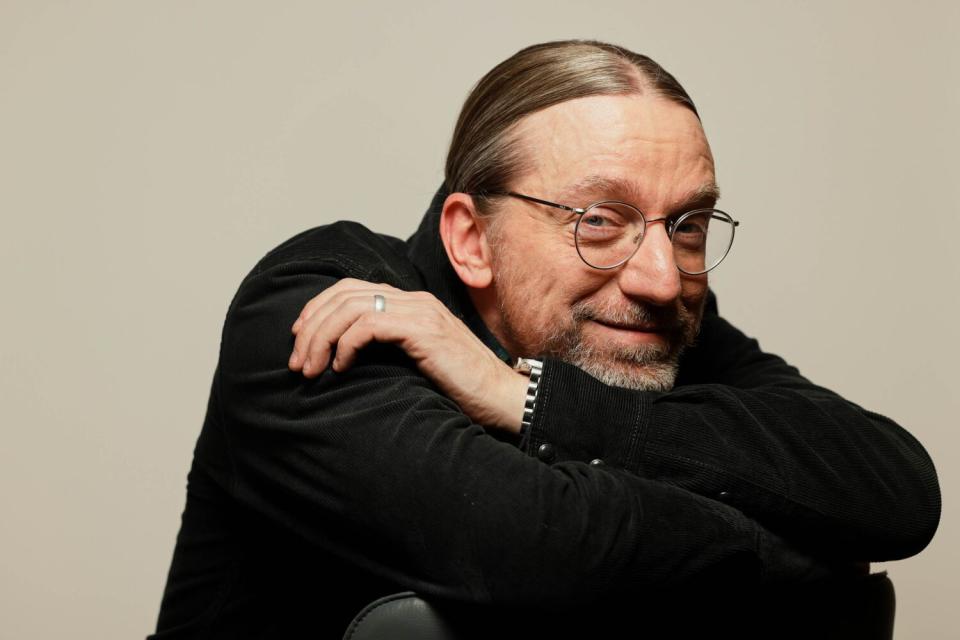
291, 279, 388, 334
334, 296, 466, 372
292, 278, 364, 335
290, 305, 330, 369
290, 283, 398, 367
292, 280, 400, 334
291, 294, 350, 371
332, 311, 410, 372
300, 296, 376, 377
300, 293, 415, 376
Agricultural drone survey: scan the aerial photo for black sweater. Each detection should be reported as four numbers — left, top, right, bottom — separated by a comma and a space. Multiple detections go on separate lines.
151, 186, 939, 638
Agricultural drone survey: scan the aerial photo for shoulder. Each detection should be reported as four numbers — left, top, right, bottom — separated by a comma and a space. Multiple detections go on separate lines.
245, 220, 422, 290
218, 221, 424, 375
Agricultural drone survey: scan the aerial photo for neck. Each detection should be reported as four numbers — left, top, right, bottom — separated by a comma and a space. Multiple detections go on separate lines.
467, 285, 520, 360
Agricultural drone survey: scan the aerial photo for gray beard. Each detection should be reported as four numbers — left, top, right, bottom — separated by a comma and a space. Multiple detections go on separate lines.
557, 336, 680, 391
530, 297, 699, 391
490, 250, 701, 391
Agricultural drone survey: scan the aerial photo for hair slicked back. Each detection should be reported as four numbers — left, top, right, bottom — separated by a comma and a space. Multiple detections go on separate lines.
444, 40, 699, 215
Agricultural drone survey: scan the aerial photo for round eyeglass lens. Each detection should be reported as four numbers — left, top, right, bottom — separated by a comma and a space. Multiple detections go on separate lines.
671, 209, 736, 275
574, 201, 645, 269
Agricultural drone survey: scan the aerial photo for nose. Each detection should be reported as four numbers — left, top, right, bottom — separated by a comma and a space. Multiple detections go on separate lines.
615, 220, 682, 306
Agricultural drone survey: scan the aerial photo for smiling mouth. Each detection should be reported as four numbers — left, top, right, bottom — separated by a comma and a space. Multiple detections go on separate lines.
589, 319, 671, 345
593, 319, 663, 333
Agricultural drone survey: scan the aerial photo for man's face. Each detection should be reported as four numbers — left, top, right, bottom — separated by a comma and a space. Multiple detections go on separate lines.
486, 93, 716, 390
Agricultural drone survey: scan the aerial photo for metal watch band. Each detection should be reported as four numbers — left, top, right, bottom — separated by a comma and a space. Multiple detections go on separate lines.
514, 358, 544, 431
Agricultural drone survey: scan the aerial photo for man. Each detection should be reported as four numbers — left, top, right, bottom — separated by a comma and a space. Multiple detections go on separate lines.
151, 40, 939, 639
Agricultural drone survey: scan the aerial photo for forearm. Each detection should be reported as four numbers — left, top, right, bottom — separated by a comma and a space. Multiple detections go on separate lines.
222, 365, 840, 604
218, 265, 837, 605
520, 316, 940, 560
279, 260, 939, 562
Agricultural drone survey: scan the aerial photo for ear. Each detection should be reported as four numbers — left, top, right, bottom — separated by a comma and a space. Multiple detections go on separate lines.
439, 192, 494, 289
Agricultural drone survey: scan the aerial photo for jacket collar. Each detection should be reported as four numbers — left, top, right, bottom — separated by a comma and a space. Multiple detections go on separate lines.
406, 184, 512, 363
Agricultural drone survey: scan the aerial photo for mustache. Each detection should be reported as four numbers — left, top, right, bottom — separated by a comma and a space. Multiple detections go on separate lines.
570, 299, 688, 335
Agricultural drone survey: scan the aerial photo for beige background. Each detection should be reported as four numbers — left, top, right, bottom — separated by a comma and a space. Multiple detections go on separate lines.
1, 1, 956, 637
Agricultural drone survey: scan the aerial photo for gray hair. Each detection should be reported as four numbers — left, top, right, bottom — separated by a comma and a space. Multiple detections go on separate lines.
444, 40, 699, 216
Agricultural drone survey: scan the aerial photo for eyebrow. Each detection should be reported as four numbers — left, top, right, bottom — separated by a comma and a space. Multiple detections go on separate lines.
559, 174, 721, 213
675, 182, 722, 213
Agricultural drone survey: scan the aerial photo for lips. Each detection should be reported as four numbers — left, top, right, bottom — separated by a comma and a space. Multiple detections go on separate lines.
590, 319, 674, 345
593, 319, 663, 333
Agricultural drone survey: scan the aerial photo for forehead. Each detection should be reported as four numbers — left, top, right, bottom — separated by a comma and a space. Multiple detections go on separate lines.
510, 93, 716, 210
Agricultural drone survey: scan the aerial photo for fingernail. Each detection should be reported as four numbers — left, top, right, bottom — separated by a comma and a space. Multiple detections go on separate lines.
303, 358, 312, 372
292, 319, 301, 333
289, 351, 299, 366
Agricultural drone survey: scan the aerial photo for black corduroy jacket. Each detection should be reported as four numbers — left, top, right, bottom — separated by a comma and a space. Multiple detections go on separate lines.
151, 186, 940, 639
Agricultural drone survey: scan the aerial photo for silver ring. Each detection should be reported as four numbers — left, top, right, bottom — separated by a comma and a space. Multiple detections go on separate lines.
373, 294, 386, 313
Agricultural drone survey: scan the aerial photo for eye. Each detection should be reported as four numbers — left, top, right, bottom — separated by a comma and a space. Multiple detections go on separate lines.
576, 204, 641, 245
671, 212, 710, 249
675, 220, 705, 235
581, 204, 631, 228
583, 213, 611, 227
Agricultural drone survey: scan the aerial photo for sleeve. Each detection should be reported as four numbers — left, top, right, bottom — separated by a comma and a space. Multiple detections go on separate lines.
215, 262, 839, 607
518, 301, 941, 562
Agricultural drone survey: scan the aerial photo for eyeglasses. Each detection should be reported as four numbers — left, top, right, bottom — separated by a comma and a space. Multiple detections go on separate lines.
484, 191, 739, 274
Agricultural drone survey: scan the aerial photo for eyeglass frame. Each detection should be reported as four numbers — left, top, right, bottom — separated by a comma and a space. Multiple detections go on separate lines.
476, 190, 740, 275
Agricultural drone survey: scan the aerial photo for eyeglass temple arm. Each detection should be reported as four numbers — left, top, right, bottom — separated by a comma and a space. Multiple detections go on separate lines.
483, 192, 741, 228
486, 191, 585, 214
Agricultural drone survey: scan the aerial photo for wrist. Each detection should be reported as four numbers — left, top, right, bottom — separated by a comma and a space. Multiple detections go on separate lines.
511, 357, 543, 436
499, 366, 530, 435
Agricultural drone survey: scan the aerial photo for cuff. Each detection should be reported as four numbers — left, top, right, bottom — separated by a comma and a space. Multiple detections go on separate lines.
519, 358, 651, 470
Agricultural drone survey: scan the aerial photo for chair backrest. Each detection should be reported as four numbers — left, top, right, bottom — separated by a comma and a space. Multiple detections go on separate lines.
341, 592, 461, 640
343, 573, 896, 640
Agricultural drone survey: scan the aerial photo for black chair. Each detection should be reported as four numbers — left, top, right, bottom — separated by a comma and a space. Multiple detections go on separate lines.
341, 592, 461, 640
342, 573, 896, 640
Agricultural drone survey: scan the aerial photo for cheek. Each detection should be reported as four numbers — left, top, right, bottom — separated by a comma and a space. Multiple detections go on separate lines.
509, 225, 584, 289
518, 259, 591, 329
501, 218, 611, 318
680, 275, 709, 312
543, 267, 612, 326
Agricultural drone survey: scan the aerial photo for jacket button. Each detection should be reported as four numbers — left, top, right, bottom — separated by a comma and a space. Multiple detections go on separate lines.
589, 458, 604, 467
537, 443, 556, 463
718, 491, 732, 502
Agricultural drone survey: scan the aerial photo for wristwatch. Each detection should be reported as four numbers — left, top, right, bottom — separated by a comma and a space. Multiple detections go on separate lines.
513, 357, 544, 433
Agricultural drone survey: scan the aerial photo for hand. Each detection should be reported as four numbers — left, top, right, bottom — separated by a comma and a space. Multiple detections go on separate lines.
288, 279, 529, 433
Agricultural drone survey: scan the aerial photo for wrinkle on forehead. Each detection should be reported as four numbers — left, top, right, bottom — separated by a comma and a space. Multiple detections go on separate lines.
557, 174, 721, 211
508, 94, 716, 213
